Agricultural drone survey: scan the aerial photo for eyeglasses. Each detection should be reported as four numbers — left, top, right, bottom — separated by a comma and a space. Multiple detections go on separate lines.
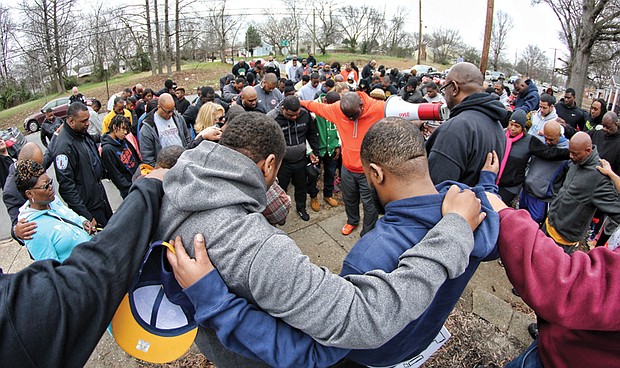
32, 178, 53, 191
439, 81, 457, 93
159, 106, 174, 115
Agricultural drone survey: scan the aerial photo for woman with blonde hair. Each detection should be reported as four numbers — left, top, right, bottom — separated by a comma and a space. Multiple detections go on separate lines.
195, 102, 225, 134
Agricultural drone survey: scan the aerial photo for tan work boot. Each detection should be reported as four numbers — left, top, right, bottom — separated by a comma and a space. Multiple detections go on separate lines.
324, 196, 338, 207
310, 197, 320, 212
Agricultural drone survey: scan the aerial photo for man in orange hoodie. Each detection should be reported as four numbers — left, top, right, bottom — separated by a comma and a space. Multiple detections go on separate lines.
300, 92, 385, 236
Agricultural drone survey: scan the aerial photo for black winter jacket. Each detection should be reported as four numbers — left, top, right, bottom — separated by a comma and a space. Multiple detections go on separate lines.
426, 93, 510, 186
0, 178, 164, 367
267, 105, 319, 163
52, 122, 111, 221
100, 133, 141, 198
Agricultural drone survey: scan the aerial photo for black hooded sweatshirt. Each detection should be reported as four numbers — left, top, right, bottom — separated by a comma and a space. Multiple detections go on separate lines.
426, 92, 509, 186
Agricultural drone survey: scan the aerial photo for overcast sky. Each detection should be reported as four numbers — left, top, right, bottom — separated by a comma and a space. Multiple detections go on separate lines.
79, 0, 567, 68
219, 0, 567, 67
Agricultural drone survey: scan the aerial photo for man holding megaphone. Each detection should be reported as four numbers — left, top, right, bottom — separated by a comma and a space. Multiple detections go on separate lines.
300, 91, 446, 237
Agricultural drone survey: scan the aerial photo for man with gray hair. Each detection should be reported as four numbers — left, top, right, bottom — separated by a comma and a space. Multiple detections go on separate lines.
254, 73, 283, 113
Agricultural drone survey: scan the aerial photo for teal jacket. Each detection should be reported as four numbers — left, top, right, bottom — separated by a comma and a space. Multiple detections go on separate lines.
18, 198, 92, 262
314, 94, 340, 157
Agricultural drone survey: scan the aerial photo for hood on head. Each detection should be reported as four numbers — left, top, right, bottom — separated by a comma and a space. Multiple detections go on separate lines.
163, 141, 267, 214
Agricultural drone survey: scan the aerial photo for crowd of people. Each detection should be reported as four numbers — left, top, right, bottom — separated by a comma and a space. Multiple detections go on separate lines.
0, 54, 618, 368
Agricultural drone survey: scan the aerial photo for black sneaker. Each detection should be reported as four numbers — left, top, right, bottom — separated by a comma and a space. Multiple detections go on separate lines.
512, 287, 520, 297
297, 208, 310, 221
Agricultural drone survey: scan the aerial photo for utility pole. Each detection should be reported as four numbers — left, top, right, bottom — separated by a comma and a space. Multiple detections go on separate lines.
480, 0, 494, 75
550, 47, 559, 87
417, 0, 422, 64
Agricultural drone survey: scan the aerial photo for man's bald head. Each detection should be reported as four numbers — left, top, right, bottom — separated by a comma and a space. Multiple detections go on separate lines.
17, 142, 43, 165
241, 86, 258, 109
444, 62, 484, 109
569, 132, 593, 164
340, 92, 363, 121
543, 120, 562, 146
157, 93, 175, 119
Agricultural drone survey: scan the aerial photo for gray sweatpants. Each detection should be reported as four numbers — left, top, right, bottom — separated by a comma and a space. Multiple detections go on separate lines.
341, 166, 378, 236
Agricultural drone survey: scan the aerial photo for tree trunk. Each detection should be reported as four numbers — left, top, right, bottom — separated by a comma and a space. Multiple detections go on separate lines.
570, 46, 591, 109
145, 0, 156, 76
164, 0, 172, 75
51, 1, 63, 93
175, 0, 181, 71
154, 0, 163, 74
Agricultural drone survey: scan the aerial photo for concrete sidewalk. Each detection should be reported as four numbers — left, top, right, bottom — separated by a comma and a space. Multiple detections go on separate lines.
0, 201, 534, 367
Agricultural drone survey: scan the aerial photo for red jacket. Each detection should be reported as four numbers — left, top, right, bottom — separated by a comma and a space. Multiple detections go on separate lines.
498, 208, 620, 368
300, 92, 385, 173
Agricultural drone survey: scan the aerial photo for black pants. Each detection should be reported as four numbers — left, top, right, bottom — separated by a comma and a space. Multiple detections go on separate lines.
277, 158, 308, 211
307, 153, 337, 198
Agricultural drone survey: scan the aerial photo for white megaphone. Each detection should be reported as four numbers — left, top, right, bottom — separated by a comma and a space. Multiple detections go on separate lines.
384, 96, 449, 121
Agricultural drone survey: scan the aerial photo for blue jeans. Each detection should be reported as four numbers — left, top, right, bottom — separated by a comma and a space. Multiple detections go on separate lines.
505, 340, 543, 368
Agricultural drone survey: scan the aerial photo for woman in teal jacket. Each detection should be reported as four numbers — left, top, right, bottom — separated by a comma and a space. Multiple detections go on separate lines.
15, 159, 95, 261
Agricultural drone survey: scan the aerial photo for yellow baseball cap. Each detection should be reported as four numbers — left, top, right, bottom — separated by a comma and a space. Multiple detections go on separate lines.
112, 241, 198, 363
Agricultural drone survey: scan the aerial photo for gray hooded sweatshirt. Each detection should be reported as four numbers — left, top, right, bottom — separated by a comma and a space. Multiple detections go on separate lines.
155, 141, 475, 366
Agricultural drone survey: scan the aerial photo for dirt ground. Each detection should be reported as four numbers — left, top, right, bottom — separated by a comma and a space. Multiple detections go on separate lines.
139, 308, 527, 368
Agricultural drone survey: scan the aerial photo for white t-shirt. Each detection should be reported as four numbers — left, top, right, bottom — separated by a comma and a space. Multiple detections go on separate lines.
154, 113, 183, 148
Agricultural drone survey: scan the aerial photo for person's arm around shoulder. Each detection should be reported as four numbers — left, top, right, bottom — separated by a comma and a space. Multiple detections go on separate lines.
597, 158, 620, 191
529, 136, 570, 160
0, 173, 167, 367
491, 196, 620, 331
478, 151, 499, 193
168, 235, 349, 367
245, 185, 485, 349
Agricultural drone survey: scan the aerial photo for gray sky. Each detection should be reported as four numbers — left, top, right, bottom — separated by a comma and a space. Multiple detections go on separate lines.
223, 0, 567, 67
77, 0, 567, 69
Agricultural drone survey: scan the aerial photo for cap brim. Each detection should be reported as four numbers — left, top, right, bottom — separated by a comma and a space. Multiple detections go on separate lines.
112, 293, 197, 363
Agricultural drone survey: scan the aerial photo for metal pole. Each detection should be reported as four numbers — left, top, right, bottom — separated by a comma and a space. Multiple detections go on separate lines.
417, 0, 422, 64
480, 0, 494, 74
551, 48, 558, 87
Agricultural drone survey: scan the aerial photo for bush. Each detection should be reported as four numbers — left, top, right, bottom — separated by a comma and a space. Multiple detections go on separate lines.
64, 76, 79, 90
0, 80, 33, 110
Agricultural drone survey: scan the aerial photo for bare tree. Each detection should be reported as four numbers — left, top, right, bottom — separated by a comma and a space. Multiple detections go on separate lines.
489, 10, 513, 71
429, 28, 463, 65
361, 8, 385, 54
310, 0, 339, 55
146, 0, 156, 75
153, 0, 163, 74
208, 0, 244, 62
535, 0, 620, 106
281, 0, 305, 55
382, 7, 415, 57
0, 4, 14, 82
338, 5, 371, 53
17, 0, 82, 93
517, 44, 548, 79
164, 0, 172, 74
260, 15, 297, 56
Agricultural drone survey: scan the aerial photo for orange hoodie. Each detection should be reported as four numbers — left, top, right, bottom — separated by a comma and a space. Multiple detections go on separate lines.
301, 92, 385, 173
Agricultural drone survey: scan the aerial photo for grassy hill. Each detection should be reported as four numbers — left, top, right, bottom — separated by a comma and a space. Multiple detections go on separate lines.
0, 55, 448, 131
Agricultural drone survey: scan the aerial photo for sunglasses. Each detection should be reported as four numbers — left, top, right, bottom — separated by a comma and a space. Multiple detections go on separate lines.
159, 106, 174, 115
33, 178, 53, 191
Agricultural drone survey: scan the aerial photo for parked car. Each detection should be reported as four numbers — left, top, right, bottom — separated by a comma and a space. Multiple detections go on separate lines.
411, 65, 438, 76
508, 75, 520, 84
485, 71, 506, 82
23, 96, 92, 133
0, 126, 27, 158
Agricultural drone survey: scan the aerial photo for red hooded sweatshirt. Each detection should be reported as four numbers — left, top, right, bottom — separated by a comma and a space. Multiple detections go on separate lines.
498, 208, 620, 368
